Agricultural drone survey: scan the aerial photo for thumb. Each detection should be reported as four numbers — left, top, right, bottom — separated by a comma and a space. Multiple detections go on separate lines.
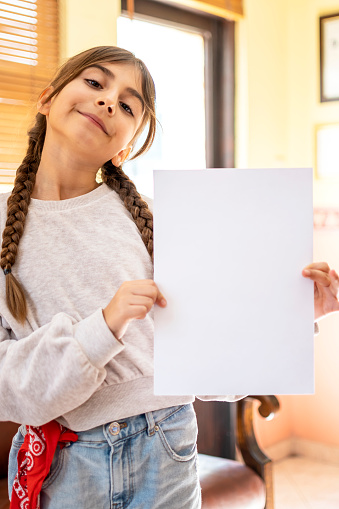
155, 290, 167, 307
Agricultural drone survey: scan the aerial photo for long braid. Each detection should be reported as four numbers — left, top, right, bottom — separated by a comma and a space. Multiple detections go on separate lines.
1, 47, 157, 323
0, 115, 45, 322
102, 161, 153, 259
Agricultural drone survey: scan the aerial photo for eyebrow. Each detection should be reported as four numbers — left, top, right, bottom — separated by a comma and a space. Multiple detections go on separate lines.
89, 64, 145, 112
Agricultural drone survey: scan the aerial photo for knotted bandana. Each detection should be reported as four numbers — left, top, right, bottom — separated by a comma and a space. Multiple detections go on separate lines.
10, 421, 78, 509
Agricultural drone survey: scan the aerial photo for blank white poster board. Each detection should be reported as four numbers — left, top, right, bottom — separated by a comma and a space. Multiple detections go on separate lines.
153, 168, 314, 395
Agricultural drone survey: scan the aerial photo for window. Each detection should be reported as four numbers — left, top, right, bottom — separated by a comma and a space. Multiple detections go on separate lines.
0, 0, 59, 191
118, 17, 206, 197
119, 0, 237, 459
118, 0, 235, 197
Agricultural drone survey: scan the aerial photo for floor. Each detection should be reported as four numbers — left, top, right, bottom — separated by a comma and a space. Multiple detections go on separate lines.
274, 455, 339, 509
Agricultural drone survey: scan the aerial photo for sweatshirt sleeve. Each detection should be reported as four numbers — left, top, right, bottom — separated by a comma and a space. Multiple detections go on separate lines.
0, 308, 124, 425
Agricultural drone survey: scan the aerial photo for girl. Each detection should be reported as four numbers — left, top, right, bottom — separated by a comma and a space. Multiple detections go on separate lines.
0, 46, 337, 509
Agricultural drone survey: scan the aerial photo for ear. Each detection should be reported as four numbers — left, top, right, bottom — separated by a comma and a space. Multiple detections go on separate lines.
111, 146, 132, 167
37, 86, 54, 115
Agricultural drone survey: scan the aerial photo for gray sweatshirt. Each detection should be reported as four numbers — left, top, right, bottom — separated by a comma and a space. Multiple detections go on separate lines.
0, 184, 239, 431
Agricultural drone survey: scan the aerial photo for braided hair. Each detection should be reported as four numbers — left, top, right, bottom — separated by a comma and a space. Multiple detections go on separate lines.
1, 46, 156, 322
102, 162, 153, 257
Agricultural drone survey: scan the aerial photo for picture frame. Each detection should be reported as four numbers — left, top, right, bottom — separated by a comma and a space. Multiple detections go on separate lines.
315, 123, 339, 178
320, 13, 339, 102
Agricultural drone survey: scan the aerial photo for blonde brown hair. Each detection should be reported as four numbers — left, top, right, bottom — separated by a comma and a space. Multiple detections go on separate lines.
0, 46, 156, 322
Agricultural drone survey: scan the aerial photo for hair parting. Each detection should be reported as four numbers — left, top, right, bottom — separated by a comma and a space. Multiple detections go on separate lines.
1, 46, 156, 322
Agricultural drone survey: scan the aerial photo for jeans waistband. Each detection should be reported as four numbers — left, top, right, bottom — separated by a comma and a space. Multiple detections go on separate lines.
71, 404, 188, 445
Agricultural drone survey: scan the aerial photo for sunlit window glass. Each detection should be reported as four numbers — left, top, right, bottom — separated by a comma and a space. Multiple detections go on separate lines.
117, 17, 206, 197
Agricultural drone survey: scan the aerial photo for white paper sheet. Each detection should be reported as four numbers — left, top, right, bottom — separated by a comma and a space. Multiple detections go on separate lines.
153, 168, 314, 395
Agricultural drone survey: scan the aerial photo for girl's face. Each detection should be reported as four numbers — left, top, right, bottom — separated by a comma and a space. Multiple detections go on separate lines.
39, 62, 145, 167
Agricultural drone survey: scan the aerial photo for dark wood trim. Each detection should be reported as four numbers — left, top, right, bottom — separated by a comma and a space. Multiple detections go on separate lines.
122, 0, 223, 27
194, 399, 237, 459
211, 19, 234, 167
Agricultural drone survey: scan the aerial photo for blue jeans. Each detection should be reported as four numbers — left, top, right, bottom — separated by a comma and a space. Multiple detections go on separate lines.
8, 404, 201, 509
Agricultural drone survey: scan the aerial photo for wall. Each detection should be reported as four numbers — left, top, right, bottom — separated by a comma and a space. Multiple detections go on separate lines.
59, 0, 120, 60
235, 0, 289, 169
236, 0, 339, 450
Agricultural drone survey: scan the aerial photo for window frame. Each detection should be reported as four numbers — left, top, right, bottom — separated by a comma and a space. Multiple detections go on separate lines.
121, 0, 236, 460
120, 0, 235, 168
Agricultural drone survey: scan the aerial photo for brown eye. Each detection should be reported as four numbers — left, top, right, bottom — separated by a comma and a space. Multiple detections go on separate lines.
120, 102, 133, 116
85, 79, 102, 89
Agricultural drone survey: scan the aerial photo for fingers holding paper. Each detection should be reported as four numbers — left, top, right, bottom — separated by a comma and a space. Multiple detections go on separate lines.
103, 280, 167, 340
302, 262, 339, 320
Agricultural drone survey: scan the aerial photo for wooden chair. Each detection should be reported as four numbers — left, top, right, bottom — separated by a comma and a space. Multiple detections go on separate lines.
197, 395, 280, 509
0, 396, 279, 509
0, 421, 18, 509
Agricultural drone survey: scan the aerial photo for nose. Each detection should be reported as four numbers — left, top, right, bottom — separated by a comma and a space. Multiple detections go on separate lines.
96, 97, 115, 115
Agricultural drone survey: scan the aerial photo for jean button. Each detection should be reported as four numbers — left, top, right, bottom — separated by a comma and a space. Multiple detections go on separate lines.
109, 422, 120, 436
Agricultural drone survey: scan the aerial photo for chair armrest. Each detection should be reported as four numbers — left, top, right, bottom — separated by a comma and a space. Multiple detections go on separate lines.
237, 395, 280, 509
0, 422, 20, 479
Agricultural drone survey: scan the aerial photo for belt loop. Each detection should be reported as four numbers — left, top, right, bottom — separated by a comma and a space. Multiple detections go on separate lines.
145, 411, 156, 436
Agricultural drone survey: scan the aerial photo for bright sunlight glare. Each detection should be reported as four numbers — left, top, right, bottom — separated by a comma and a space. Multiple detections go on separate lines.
117, 17, 206, 198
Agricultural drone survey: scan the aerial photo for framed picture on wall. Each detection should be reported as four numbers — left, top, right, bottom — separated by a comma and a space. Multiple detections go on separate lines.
320, 13, 339, 102
316, 124, 339, 178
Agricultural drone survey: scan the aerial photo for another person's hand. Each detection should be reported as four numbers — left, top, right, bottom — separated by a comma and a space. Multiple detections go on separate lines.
103, 280, 166, 340
302, 262, 339, 320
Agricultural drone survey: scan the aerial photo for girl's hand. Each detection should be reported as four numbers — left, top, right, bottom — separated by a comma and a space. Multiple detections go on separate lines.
103, 280, 166, 340
302, 262, 339, 320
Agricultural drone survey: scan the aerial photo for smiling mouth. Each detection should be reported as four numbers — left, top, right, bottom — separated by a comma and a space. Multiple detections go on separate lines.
79, 112, 108, 135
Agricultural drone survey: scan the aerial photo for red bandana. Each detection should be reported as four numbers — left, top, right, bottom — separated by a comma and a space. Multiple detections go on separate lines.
10, 421, 78, 509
